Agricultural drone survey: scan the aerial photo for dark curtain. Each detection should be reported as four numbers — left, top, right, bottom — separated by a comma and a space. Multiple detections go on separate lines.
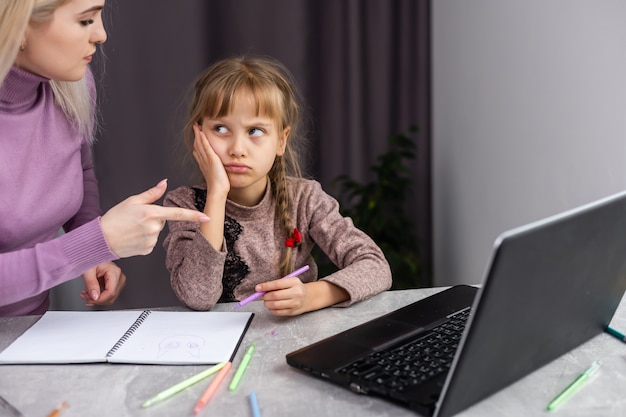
90, 0, 431, 309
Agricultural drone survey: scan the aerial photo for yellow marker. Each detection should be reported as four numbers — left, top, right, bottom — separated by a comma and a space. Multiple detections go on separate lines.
142, 362, 226, 408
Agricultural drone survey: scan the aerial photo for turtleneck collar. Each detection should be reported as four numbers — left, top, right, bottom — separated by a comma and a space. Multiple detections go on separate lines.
0, 66, 49, 113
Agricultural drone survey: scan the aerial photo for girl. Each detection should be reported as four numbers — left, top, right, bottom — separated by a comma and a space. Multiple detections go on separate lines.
164, 56, 392, 316
0, 0, 210, 316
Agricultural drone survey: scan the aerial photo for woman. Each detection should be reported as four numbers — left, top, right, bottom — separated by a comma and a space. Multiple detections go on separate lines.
0, 0, 210, 316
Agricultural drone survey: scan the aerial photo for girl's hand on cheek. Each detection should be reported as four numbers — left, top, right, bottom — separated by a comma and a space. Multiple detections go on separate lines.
193, 124, 230, 197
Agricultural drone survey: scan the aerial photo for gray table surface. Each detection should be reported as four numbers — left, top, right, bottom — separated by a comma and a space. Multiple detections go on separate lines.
1, 287, 626, 417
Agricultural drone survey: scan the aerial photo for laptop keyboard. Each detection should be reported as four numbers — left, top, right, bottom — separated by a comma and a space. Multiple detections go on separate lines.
337, 307, 471, 395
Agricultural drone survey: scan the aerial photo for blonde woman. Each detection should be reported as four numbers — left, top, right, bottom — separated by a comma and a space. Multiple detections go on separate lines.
164, 56, 392, 316
0, 0, 210, 316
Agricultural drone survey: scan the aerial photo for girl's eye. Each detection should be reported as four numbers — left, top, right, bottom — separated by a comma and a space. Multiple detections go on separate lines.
249, 128, 264, 137
80, 19, 95, 26
215, 126, 228, 134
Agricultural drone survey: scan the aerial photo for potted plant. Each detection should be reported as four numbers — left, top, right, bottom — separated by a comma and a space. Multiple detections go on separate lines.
315, 125, 429, 289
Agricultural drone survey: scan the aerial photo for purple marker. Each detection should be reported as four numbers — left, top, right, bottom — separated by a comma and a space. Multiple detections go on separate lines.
233, 265, 310, 309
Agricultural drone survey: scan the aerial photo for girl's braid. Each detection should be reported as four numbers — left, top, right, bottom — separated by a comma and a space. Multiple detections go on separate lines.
269, 156, 294, 276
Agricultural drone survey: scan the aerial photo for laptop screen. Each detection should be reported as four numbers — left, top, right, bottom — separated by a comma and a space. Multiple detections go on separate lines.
436, 190, 626, 417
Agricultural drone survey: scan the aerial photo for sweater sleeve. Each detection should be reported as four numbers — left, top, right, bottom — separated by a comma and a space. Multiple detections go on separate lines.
0, 218, 118, 310
298, 180, 392, 306
163, 186, 227, 310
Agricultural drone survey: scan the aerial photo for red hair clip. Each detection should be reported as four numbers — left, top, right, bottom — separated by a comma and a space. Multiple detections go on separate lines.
285, 227, 302, 248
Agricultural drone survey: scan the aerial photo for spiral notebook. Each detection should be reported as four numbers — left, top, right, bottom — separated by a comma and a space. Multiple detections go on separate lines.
0, 310, 253, 365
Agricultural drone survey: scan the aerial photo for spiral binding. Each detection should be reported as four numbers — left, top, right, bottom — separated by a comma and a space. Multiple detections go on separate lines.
106, 310, 152, 358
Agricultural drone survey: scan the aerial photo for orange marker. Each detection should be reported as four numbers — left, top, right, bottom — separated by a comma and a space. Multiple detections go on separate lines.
192, 361, 232, 414
47, 401, 68, 417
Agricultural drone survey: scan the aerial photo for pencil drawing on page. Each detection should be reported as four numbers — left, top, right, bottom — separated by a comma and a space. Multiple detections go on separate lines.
157, 335, 206, 359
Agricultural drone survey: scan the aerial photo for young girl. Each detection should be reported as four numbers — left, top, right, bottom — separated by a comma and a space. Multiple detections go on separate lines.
163, 56, 391, 316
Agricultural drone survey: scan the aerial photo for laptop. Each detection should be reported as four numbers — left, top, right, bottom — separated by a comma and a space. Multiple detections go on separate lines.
286, 190, 626, 416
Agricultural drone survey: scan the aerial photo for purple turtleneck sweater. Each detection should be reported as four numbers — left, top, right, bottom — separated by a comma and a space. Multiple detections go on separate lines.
0, 66, 117, 316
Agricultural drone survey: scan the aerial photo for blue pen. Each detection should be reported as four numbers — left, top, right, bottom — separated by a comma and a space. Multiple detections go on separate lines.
249, 391, 262, 417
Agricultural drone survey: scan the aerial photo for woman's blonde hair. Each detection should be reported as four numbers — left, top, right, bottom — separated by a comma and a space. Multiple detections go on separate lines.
0, 0, 97, 142
185, 56, 306, 275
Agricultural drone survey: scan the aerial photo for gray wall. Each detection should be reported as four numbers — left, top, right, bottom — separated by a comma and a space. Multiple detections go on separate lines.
432, 1, 626, 285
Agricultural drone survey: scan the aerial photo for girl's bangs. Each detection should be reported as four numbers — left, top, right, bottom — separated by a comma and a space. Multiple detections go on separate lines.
202, 77, 284, 125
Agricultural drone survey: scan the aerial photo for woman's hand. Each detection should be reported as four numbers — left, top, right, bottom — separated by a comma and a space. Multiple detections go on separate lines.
80, 261, 126, 306
100, 179, 210, 258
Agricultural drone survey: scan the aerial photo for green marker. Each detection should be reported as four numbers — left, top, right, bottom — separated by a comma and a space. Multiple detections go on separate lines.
142, 362, 226, 408
606, 325, 626, 342
229, 342, 256, 391
546, 360, 601, 411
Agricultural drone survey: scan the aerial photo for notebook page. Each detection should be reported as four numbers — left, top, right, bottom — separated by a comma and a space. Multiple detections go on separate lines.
0, 311, 142, 364
109, 311, 253, 365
